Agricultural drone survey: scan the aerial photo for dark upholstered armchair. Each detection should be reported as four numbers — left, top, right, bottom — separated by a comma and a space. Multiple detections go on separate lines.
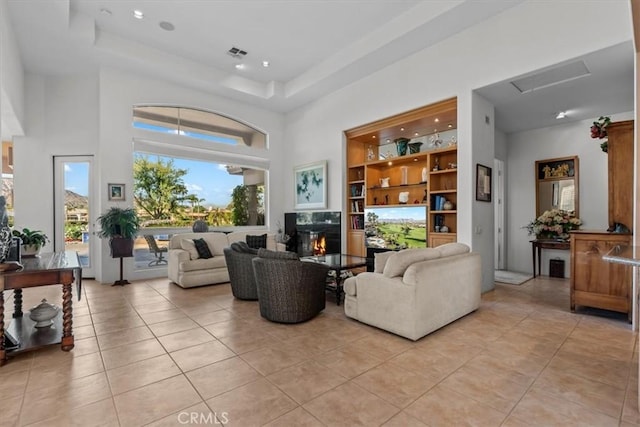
252, 249, 329, 323
223, 241, 259, 300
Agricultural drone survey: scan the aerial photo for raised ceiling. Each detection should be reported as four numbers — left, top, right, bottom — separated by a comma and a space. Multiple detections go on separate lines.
3, 0, 635, 137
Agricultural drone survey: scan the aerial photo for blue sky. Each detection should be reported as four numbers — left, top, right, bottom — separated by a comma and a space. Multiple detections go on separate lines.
64, 156, 244, 207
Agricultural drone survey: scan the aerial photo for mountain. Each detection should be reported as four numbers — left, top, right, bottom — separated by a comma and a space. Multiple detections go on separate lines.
65, 190, 88, 209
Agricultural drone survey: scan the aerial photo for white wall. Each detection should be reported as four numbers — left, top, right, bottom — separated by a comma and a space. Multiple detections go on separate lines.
471, 93, 496, 292
13, 74, 99, 243
0, 0, 25, 137
97, 68, 285, 283
13, 68, 284, 283
506, 111, 634, 276
284, 0, 632, 291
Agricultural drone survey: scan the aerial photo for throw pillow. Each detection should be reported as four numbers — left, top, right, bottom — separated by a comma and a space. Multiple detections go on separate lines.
437, 242, 470, 257
193, 238, 213, 259
246, 234, 267, 249
383, 248, 440, 278
181, 239, 199, 260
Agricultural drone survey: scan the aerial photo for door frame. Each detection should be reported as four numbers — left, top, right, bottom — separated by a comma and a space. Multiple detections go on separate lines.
53, 155, 96, 278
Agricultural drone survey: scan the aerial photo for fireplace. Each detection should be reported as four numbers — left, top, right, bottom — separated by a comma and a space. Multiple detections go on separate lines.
284, 211, 340, 256
299, 231, 327, 256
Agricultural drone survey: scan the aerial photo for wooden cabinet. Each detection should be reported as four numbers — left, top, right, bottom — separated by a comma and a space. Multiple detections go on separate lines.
344, 98, 458, 255
607, 120, 634, 229
570, 231, 632, 320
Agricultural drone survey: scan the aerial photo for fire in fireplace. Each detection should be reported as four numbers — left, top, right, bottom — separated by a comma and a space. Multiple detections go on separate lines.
313, 234, 326, 256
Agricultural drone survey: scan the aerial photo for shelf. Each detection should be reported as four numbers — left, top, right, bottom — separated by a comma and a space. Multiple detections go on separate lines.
348, 179, 365, 185
430, 168, 458, 175
366, 152, 429, 167
431, 232, 456, 236
430, 189, 457, 194
367, 204, 428, 209
348, 196, 365, 200
368, 182, 427, 191
348, 211, 364, 215
431, 210, 457, 214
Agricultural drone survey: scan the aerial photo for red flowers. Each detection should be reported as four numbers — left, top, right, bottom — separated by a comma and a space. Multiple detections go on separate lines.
590, 116, 611, 152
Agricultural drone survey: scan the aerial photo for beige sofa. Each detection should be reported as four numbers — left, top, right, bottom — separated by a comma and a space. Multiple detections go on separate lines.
343, 243, 481, 341
168, 231, 283, 288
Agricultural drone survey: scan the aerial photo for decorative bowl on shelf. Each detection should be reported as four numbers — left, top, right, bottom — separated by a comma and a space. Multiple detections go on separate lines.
29, 299, 60, 328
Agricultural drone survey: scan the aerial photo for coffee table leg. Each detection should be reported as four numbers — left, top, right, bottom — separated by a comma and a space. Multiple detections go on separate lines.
61, 283, 74, 351
0, 291, 5, 365
335, 278, 343, 306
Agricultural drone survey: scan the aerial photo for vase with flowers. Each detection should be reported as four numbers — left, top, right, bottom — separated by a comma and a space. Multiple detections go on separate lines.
590, 116, 611, 153
524, 209, 582, 241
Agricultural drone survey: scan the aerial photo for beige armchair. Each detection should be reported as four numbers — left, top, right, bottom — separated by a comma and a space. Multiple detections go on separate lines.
343, 243, 481, 341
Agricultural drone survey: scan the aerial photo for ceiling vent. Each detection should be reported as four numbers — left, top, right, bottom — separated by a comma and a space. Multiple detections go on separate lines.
227, 47, 248, 59
511, 60, 591, 93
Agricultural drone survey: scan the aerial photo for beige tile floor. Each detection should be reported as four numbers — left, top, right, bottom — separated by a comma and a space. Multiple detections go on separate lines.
0, 275, 638, 426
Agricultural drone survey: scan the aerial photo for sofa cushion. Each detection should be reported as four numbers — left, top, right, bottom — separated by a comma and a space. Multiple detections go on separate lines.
438, 242, 470, 258
383, 248, 441, 278
374, 251, 396, 273
201, 233, 230, 257
180, 239, 200, 260
193, 238, 213, 259
246, 234, 267, 249
180, 256, 226, 272
257, 248, 298, 260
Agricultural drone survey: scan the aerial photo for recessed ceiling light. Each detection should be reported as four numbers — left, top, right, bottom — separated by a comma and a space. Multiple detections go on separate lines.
262, 61, 270, 67
372, 136, 376, 139
400, 127, 405, 131
434, 118, 440, 123
386, 139, 390, 143
414, 132, 419, 136
133, 10, 144, 19
235, 63, 245, 70
556, 111, 567, 119
159, 21, 175, 31
448, 124, 453, 128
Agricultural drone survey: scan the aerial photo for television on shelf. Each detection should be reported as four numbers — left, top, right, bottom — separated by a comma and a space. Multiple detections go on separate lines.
364, 206, 427, 249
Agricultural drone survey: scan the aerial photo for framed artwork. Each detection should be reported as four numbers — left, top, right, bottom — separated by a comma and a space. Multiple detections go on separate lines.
108, 183, 125, 201
294, 161, 327, 210
476, 164, 492, 202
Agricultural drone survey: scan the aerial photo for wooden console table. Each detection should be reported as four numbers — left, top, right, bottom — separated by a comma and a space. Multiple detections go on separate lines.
0, 251, 81, 365
530, 239, 570, 277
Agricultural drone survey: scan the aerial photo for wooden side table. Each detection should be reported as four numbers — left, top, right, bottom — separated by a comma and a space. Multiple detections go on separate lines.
530, 239, 570, 277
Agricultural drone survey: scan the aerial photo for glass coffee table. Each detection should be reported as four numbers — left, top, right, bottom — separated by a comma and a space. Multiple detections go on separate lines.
301, 253, 367, 305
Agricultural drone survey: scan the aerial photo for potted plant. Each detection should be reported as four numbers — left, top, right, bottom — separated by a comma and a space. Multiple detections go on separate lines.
96, 207, 140, 258
12, 227, 50, 257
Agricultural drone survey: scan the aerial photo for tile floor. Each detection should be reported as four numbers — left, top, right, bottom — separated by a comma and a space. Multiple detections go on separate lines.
0, 275, 638, 426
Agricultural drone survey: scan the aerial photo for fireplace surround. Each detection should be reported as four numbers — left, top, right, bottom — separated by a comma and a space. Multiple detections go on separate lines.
284, 211, 341, 257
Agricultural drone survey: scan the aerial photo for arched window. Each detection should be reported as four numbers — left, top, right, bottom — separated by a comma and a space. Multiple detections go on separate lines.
131, 106, 270, 270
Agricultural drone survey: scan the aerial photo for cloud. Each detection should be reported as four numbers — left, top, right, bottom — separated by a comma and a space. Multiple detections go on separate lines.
218, 164, 228, 171
64, 164, 72, 172
186, 183, 203, 192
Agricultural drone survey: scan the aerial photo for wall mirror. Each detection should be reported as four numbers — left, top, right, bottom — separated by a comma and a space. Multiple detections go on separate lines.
535, 156, 579, 217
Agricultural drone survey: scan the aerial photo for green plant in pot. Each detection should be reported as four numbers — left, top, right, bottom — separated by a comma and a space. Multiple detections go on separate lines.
12, 227, 50, 257
96, 207, 140, 258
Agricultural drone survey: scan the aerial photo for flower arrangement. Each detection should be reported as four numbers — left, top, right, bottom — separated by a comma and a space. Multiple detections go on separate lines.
590, 116, 611, 153
524, 209, 582, 240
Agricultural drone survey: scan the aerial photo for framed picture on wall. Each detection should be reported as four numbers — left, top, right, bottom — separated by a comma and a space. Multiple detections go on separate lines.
294, 161, 327, 209
476, 164, 492, 202
108, 183, 125, 201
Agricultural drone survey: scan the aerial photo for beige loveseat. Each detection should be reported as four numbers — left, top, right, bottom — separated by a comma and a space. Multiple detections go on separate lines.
168, 231, 283, 288
343, 243, 481, 341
